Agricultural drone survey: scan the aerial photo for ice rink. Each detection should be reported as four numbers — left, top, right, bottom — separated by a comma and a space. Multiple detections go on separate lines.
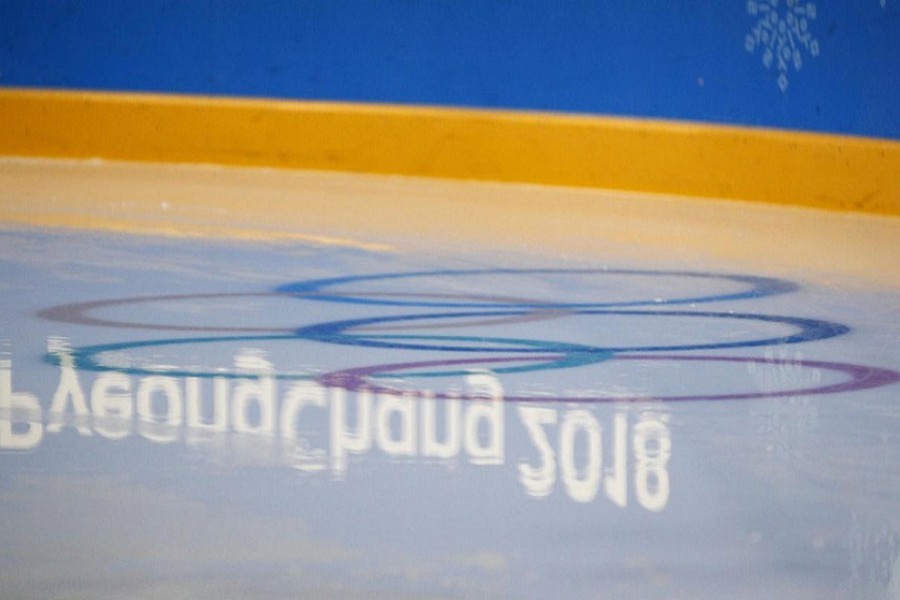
1, 157, 899, 598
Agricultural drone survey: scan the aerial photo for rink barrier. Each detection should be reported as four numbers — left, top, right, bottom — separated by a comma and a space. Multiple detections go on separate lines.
1, 87, 898, 216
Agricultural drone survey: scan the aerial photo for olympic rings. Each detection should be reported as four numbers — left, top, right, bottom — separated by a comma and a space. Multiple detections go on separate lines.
36, 266, 897, 404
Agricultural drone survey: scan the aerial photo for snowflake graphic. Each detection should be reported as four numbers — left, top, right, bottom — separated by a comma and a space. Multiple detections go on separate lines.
745, 0, 820, 92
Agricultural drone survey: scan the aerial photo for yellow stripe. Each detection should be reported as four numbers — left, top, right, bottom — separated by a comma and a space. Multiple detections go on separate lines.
1, 87, 898, 215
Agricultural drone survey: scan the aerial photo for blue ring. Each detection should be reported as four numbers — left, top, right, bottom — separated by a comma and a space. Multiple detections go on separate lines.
293, 309, 849, 353
43, 334, 612, 380
275, 268, 798, 308
45, 335, 308, 380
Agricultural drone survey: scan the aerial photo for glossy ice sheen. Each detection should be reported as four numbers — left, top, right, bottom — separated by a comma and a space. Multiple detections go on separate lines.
1, 159, 900, 599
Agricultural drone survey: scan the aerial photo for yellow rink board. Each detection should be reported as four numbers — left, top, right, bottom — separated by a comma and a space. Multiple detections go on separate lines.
1, 88, 899, 216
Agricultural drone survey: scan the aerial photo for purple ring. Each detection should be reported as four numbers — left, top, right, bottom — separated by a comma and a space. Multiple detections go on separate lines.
318, 354, 900, 403
36, 291, 571, 333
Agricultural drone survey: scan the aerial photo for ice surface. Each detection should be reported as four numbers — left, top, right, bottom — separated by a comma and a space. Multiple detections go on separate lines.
1, 159, 899, 599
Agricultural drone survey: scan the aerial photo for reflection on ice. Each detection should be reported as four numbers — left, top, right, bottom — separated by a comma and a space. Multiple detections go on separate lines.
852, 511, 900, 598
2, 342, 672, 511
517, 406, 670, 509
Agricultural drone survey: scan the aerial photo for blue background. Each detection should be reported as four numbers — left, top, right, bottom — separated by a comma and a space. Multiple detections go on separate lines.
1, 1, 898, 139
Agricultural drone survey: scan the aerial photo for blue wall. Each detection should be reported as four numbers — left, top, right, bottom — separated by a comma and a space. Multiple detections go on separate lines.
2, 1, 898, 139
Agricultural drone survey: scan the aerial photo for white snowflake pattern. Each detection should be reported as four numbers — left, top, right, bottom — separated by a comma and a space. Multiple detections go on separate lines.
745, 0, 820, 92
